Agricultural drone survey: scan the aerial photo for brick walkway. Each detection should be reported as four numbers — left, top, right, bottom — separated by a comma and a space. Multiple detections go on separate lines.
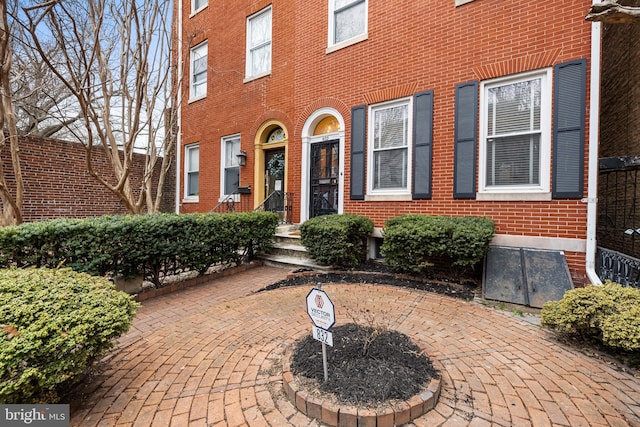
70, 266, 640, 427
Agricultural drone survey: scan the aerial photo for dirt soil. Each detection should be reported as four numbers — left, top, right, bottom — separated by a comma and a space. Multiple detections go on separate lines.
290, 323, 437, 406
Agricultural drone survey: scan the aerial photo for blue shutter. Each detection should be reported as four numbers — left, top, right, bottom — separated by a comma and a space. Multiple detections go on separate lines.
553, 59, 586, 199
413, 90, 434, 199
350, 105, 367, 200
454, 81, 478, 198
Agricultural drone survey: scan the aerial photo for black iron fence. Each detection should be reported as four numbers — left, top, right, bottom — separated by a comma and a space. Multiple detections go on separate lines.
596, 246, 640, 288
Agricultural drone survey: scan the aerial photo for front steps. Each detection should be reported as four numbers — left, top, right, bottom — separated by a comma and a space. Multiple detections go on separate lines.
259, 224, 331, 271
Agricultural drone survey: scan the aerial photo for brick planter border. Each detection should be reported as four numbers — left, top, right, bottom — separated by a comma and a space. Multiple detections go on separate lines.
282, 348, 441, 427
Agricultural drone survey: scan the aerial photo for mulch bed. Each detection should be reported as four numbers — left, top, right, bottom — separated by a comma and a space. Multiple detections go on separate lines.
290, 323, 437, 406
257, 260, 479, 300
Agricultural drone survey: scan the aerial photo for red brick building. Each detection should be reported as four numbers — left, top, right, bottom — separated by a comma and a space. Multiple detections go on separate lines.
174, 0, 602, 289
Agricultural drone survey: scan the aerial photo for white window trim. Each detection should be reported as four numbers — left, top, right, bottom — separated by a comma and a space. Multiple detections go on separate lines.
184, 144, 199, 202
327, 0, 368, 52
245, 6, 272, 81
189, 41, 208, 102
478, 69, 552, 201
366, 97, 413, 198
220, 134, 241, 201
190, 0, 208, 16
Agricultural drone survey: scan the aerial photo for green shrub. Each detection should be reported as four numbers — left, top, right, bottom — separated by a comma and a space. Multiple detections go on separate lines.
541, 281, 640, 351
300, 214, 374, 267
0, 267, 138, 403
381, 215, 495, 274
0, 212, 279, 286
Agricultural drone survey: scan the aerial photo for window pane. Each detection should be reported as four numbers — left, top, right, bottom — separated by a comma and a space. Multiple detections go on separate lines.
374, 104, 407, 150
251, 44, 271, 76
374, 148, 407, 190
191, 45, 207, 97
193, 0, 207, 10
224, 167, 239, 195
487, 79, 541, 136
187, 147, 199, 171
187, 172, 199, 196
334, 0, 365, 43
250, 10, 271, 47
225, 138, 240, 167
486, 134, 540, 186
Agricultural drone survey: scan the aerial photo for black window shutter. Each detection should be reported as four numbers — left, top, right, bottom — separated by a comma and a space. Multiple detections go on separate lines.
553, 59, 586, 199
454, 81, 478, 198
413, 90, 434, 199
350, 105, 367, 200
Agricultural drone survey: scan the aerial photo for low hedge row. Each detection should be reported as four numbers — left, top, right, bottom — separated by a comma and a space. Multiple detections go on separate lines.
300, 214, 374, 267
381, 214, 495, 274
0, 268, 138, 403
0, 212, 279, 286
541, 281, 640, 351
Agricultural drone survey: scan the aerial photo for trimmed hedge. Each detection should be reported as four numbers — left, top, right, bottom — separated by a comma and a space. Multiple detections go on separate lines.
0, 212, 279, 286
541, 281, 640, 351
300, 214, 374, 267
0, 268, 138, 403
381, 215, 495, 274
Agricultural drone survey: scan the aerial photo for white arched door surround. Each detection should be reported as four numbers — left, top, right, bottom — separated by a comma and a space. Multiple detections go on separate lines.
300, 108, 346, 222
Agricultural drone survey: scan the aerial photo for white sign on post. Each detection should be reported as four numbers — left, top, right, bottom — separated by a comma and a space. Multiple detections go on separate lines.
306, 288, 335, 331
312, 326, 333, 346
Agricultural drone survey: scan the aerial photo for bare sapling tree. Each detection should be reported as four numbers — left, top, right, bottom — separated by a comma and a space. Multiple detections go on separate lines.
10, 20, 81, 139
0, 0, 24, 225
23, 0, 176, 213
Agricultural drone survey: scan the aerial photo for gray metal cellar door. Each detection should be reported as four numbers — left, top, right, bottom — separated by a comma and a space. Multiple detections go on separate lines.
483, 247, 574, 308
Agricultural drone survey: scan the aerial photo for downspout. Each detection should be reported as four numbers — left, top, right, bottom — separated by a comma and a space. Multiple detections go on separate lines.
585, 7, 602, 285
175, 0, 183, 213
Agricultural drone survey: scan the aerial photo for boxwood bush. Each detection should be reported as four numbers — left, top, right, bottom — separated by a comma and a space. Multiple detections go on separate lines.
300, 214, 374, 267
381, 215, 495, 274
541, 281, 640, 351
0, 267, 138, 403
0, 212, 278, 286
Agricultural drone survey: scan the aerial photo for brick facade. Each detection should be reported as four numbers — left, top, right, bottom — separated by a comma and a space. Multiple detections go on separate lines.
176, 0, 594, 285
1, 135, 174, 222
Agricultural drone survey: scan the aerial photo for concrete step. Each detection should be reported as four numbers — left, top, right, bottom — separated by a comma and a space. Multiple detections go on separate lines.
259, 253, 331, 272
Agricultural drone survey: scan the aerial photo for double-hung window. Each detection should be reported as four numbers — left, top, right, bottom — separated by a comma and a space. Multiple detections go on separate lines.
479, 70, 551, 196
328, 0, 367, 48
190, 42, 208, 100
185, 144, 199, 199
368, 98, 412, 194
246, 7, 272, 80
191, 0, 207, 14
222, 135, 241, 196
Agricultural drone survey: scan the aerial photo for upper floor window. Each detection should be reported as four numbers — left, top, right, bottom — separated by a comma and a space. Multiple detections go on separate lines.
185, 144, 199, 199
190, 42, 207, 100
191, 0, 207, 14
328, 0, 367, 48
222, 135, 241, 196
368, 98, 412, 195
479, 69, 552, 195
246, 7, 272, 80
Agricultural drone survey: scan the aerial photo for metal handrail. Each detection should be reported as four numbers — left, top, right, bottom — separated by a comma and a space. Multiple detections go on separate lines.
254, 190, 283, 212
211, 191, 240, 213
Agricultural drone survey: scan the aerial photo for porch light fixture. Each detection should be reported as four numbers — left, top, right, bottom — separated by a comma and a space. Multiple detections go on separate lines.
236, 150, 247, 166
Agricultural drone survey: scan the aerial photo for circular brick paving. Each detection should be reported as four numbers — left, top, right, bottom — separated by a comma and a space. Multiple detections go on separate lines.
68, 266, 640, 426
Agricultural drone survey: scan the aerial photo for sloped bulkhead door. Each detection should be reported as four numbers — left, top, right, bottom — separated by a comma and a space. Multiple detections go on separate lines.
483, 247, 574, 308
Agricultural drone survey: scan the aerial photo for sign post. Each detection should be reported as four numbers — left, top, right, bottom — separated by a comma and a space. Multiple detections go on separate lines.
306, 284, 335, 382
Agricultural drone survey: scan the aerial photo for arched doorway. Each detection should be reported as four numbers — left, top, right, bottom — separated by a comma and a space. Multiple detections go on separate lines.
301, 109, 345, 221
254, 121, 288, 214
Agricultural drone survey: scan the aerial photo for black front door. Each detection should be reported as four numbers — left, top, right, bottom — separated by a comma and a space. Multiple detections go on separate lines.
310, 140, 339, 218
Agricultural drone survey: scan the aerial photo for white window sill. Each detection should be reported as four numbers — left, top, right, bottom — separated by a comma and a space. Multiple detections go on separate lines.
188, 94, 206, 104
476, 192, 552, 201
219, 195, 240, 203
455, 0, 476, 6
182, 197, 199, 203
189, 5, 208, 17
244, 71, 271, 83
326, 33, 368, 54
364, 193, 412, 202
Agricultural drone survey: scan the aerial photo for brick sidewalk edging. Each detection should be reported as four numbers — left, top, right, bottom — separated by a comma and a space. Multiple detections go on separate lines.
281, 348, 442, 427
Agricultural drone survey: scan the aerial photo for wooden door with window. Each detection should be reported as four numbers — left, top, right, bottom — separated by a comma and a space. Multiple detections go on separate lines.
264, 149, 285, 212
